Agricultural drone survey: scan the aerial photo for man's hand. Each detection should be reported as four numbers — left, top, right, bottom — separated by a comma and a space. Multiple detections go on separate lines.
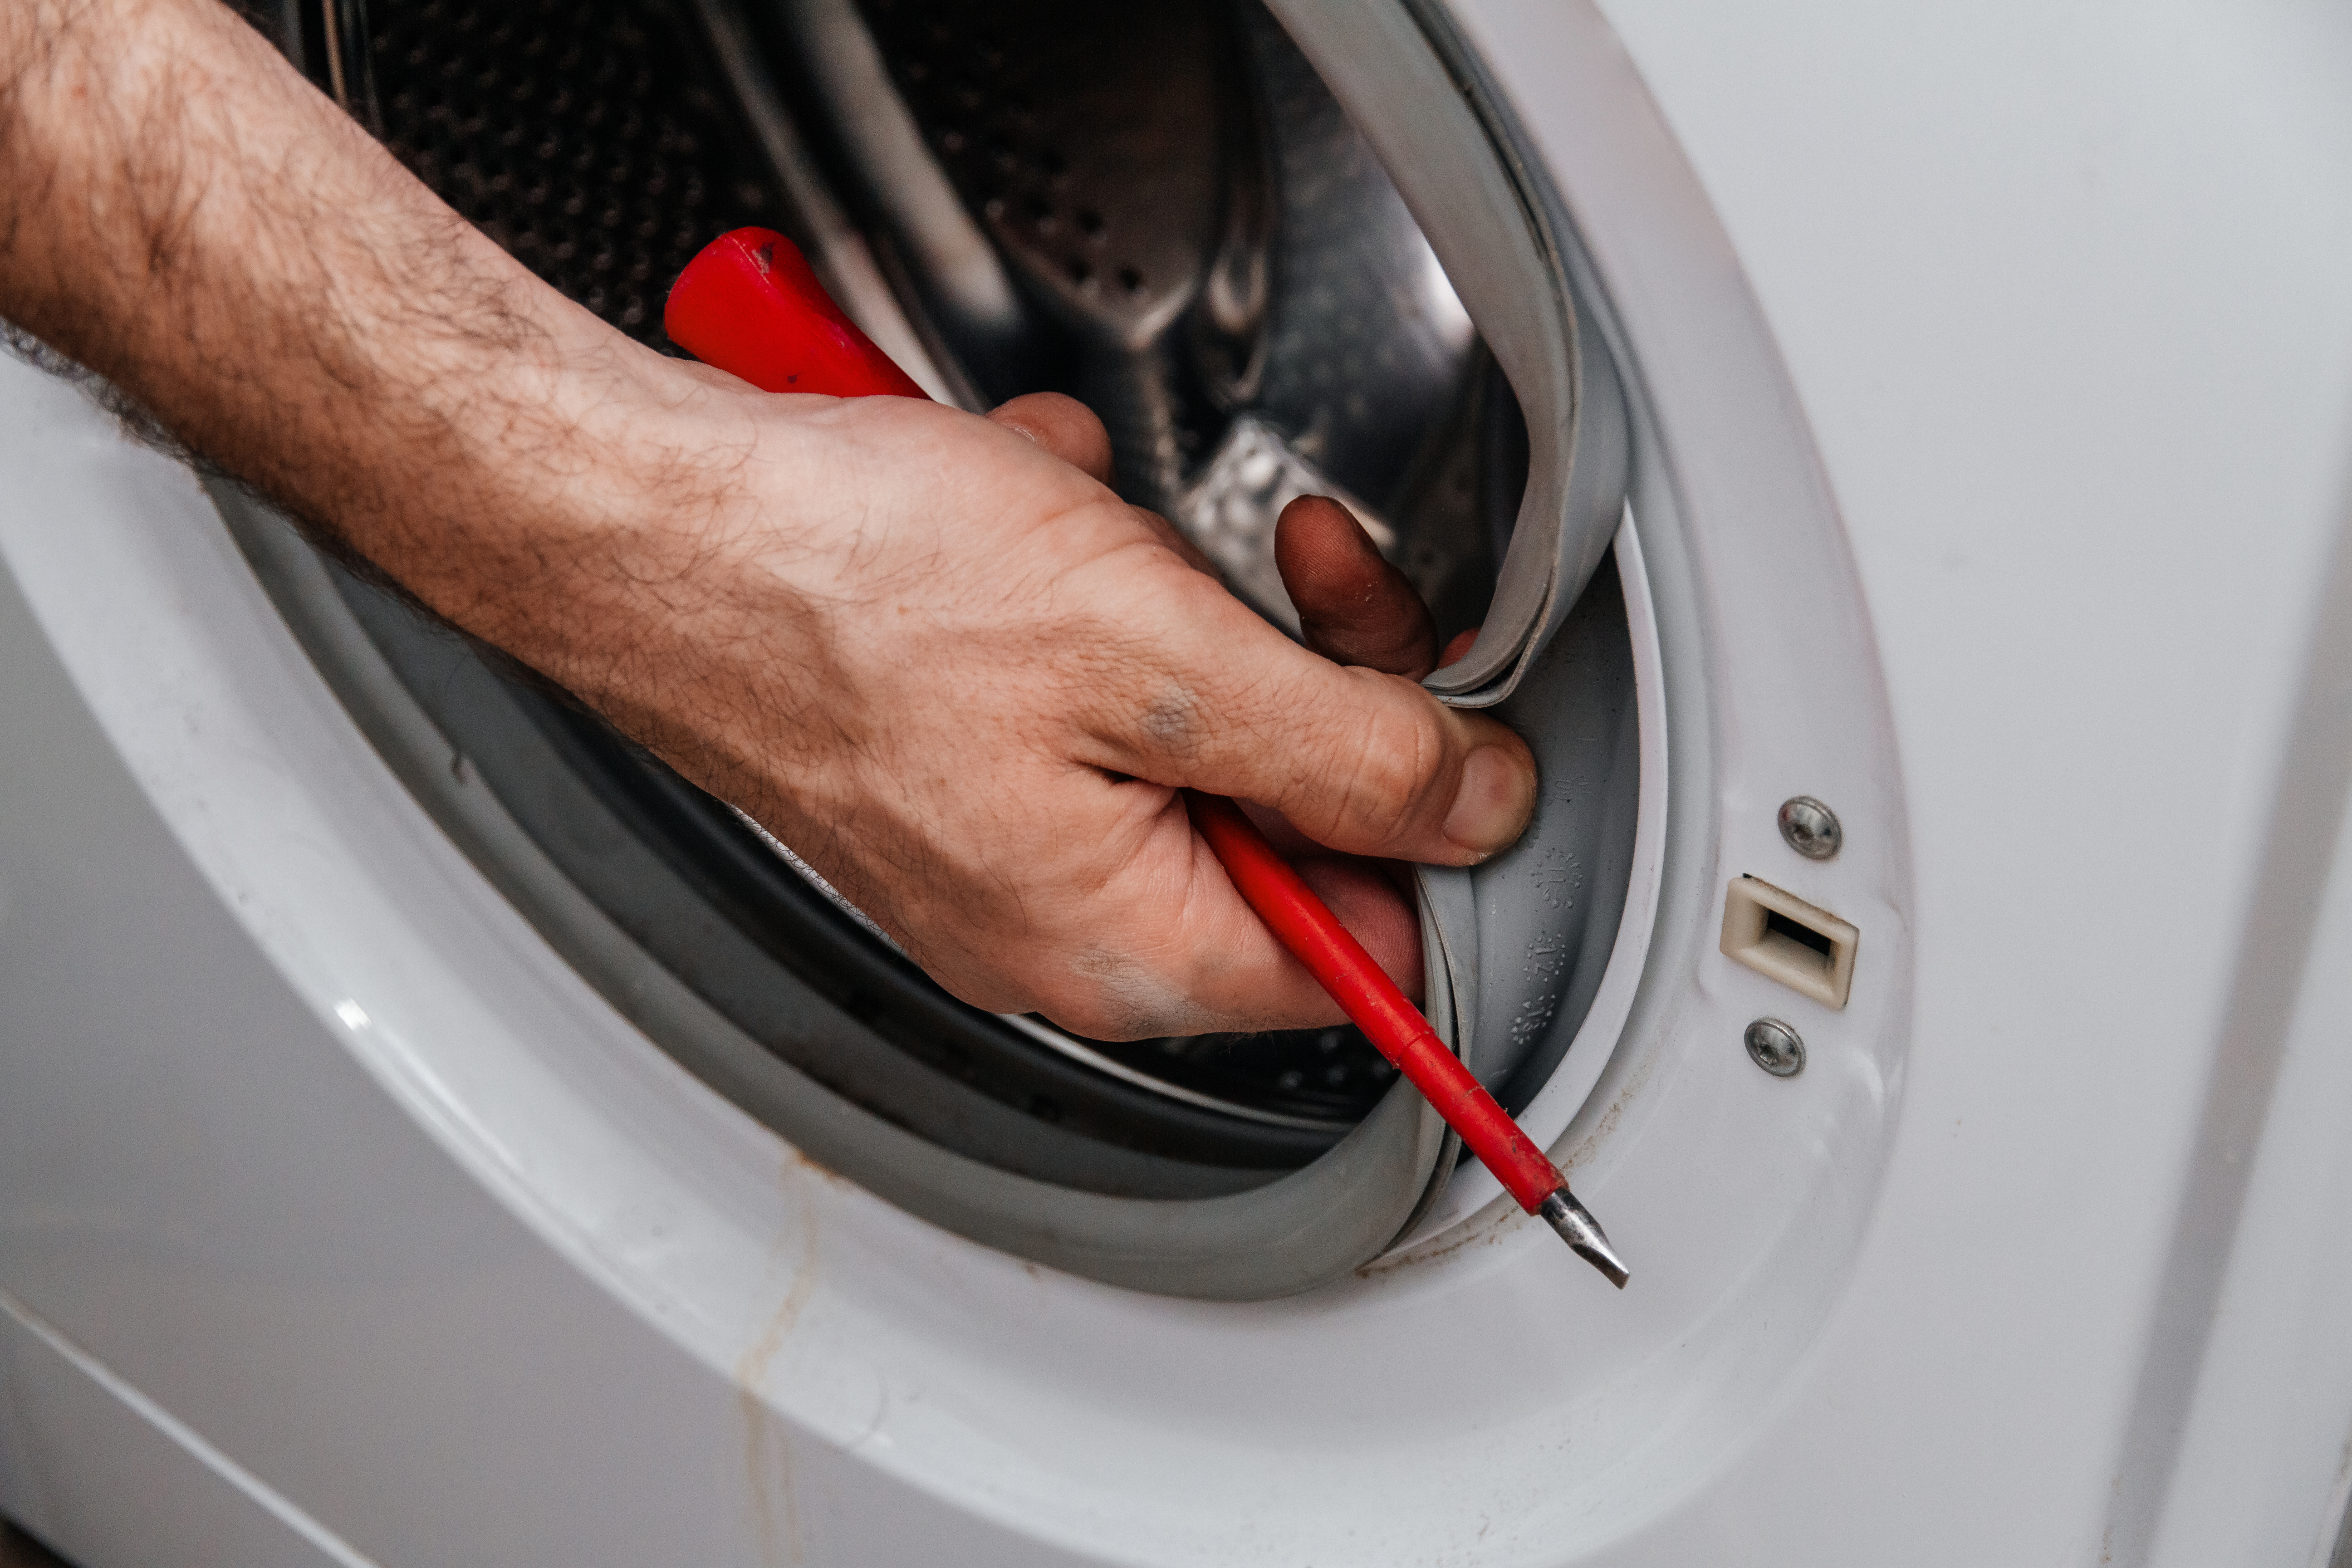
0, 0, 1537, 1038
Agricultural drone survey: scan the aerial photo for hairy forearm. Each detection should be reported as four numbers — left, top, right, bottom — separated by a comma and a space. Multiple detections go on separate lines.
0, 0, 1538, 1035
0, 0, 705, 656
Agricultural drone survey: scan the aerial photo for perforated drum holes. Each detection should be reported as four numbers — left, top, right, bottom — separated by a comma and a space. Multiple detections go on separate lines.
359, 0, 788, 343
1720, 876, 1858, 1010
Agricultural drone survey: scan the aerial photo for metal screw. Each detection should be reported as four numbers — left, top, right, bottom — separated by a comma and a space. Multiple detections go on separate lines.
1778, 796, 1842, 860
1744, 1017, 1805, 1077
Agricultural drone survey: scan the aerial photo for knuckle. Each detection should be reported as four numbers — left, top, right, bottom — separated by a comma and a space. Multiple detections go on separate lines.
1308, 684, 1450, 843
1137, 679, 1205, 756
1085, 655, 1206, 766
1085, 576, 1241, 762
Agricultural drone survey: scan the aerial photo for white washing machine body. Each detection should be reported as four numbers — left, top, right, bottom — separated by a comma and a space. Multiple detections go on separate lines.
5, 2, 2352, 1565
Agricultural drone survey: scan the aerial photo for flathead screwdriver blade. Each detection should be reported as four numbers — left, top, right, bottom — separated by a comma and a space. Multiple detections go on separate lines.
1540, 1190, 1630, 1289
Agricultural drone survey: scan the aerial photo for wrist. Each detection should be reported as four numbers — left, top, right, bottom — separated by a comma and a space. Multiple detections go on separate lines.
402, 348, 838, 716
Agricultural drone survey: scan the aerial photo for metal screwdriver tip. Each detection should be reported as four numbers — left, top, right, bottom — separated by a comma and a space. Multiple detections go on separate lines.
1539, 1190, 1630, 1289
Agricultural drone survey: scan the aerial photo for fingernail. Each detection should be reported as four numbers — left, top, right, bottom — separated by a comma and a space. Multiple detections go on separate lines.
1443, 744, 1536, 858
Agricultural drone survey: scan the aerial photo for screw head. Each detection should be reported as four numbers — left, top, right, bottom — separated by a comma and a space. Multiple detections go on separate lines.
1778, 796, 1842, 860
1744, 1017, 1806, 1077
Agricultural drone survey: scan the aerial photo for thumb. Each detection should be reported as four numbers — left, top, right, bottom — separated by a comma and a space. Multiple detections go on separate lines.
1264, 673, 1537, 865
1088, 586, 1539, 864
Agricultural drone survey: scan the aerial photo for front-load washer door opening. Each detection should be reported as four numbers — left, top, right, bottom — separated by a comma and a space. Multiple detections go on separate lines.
248, 0, 1645, 1298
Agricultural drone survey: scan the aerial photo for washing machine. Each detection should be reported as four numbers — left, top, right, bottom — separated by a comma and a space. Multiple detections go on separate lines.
6, 0, 2352, 1562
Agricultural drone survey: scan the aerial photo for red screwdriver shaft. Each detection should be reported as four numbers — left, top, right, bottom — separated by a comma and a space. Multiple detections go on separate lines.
1186, 796, 1624, 1284
665, 228, 1627, 1287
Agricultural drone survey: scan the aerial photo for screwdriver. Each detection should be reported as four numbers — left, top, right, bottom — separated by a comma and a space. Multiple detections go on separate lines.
666, 227, 1629, 1288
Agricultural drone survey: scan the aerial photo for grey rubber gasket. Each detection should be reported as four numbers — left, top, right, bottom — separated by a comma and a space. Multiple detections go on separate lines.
211, 486, 1454, 1298
1264, 0, 1630, 710
1417, 555, 1639, 1113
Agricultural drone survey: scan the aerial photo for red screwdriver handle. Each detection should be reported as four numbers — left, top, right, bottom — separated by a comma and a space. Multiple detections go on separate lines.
665, 227, 928, 400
